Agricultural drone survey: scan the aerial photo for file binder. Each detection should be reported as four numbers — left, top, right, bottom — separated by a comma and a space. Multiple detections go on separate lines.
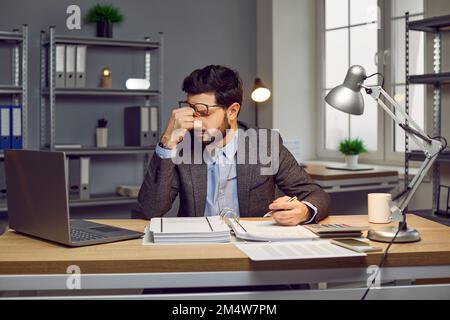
0, 106, 11, 149
80, 157, 90, 200
55, 45, 65, 87
75, 45, 86, 87
124, 106, 157, 147
150, 106, 159, 145
10, 105, 22, 149
65, 45, 76, 88
68, 156, 90, 200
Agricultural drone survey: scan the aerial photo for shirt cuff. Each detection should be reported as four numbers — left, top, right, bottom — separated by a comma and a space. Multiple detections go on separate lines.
301, 201, 318, 224
155, 144, 177, 159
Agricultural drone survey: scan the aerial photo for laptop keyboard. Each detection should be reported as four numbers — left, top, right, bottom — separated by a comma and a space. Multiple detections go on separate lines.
71, 228, 107, 242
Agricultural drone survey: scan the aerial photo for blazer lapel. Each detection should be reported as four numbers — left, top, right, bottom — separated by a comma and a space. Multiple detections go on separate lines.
237, 163, 252, 216
189, 163, 207, 216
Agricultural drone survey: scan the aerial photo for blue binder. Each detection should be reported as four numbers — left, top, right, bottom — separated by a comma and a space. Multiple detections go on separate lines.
10, 105, 22, 149
0, 105, 11, 149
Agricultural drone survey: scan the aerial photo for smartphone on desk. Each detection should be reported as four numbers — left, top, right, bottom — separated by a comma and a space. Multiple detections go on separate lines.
330, 238, 382, 253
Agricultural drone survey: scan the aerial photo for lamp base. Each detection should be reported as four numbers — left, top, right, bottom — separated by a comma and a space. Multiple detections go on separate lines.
367, 226, 421, 243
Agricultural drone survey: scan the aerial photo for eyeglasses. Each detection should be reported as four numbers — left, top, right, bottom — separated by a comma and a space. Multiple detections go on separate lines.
178, 101, 225, 117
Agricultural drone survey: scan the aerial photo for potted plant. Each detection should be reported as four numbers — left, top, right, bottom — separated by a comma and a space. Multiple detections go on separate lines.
85, 4, 124, 38
339, 138, 368, 168
96, 118, 108, 148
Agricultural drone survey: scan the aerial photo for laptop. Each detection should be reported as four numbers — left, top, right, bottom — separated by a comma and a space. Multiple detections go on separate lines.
4, 149, 144, 247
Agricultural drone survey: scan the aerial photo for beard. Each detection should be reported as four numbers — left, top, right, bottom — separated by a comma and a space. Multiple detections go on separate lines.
190, 115, 231, 148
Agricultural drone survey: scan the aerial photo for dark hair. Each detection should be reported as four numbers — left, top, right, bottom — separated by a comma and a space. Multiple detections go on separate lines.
182, 65, 243, 109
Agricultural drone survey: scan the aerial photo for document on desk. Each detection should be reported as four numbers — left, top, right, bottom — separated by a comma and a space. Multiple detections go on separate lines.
236, 241, 366, 261
145, 216, 231, 244
228, 219, 319, 242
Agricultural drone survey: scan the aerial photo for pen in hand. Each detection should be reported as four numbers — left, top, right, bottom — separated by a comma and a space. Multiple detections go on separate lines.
263, 196, 298, 218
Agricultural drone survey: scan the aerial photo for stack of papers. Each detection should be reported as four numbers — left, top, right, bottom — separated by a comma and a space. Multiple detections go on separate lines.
236, 240, 366, 261
148, 216, 231, 243
227, 219, 318, 242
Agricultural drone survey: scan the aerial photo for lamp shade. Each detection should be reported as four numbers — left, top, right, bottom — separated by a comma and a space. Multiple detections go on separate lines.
251, 78, 271, 103
325, 65, 367, 115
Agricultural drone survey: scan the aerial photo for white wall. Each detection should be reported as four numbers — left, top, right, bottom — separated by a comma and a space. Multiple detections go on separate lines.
257, 0, 318, 161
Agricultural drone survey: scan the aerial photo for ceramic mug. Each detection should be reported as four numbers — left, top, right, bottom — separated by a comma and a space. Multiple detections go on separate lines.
368, 193, 392, 224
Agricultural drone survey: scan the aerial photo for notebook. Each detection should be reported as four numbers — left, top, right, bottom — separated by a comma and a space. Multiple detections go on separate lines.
148, 216, 231, 243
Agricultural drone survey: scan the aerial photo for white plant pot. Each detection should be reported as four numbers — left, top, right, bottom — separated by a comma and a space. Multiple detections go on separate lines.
96, 127, 108, 148
345, 154, 359, 168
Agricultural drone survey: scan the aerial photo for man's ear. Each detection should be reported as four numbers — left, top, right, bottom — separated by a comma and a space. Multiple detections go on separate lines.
227, 103, 240, 120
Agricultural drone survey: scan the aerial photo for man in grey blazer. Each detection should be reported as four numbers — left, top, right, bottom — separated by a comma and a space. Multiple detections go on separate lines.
138, 65, 330, 225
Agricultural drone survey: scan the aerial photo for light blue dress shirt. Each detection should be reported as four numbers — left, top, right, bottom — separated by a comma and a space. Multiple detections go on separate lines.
155, 130, 317, 223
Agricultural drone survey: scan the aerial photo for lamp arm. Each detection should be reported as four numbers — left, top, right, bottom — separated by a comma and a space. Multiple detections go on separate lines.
363, 85, 443, 221
365, 86, 430, 145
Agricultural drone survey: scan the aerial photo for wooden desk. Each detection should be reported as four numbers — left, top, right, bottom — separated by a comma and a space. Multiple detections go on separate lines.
0, 215, 449, 299
304, 163, 399, 193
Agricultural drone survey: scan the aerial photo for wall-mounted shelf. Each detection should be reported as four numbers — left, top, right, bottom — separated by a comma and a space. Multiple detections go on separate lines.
42, 88, 160, 97
408, 72, 450, 85
407, 150, 450, 164
0, 85, 23, 95
45, 34, 160, 49
69, 193, 137, 207
0, 30, 24, 42
408, 14, 450, 32
0, 194, 138, 212
55, 146, 154, 156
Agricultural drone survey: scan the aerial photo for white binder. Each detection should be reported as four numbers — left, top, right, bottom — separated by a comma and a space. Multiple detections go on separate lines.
150, 106, 158, 145
55, 45, 65, 87
80, 157, 90, 200
75, 45, 86, 87
65, 45, 76, 88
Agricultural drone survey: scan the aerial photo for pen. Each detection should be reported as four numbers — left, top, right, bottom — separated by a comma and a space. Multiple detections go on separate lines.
263, 196, 298, 218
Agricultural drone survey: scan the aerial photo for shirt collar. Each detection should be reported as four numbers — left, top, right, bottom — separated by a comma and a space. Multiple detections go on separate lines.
205, 129, 239, 163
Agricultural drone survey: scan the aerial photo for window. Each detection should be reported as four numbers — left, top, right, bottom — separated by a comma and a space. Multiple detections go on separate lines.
320, 0, 425, 162
324, 0, 380, 153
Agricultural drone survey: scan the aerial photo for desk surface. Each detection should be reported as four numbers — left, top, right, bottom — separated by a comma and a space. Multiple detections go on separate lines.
0, 215, 448, 275
304, 164, 398, 181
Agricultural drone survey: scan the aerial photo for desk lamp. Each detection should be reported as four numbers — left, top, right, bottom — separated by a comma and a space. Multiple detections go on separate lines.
325, 65, 445, 243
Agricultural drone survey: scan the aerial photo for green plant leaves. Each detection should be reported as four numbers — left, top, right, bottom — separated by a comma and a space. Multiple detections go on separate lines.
85, 4, 124, 23
339, 138, 368, 155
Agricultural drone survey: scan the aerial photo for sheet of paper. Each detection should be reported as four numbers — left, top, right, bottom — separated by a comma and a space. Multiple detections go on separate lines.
235, 240, 366, 261
229, 219, 318, 241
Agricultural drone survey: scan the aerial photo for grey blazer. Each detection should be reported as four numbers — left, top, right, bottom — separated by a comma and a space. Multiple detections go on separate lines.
138, 121, 330, 222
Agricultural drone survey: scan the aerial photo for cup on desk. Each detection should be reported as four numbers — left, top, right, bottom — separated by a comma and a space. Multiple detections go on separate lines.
368, 193, 392, 224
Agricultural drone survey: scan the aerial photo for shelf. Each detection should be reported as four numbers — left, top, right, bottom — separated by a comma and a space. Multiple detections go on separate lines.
0, 200, 6, 212
0, 194, 139, 211
407, 150, 450, 164
54, 146, 154, 156
45, 35, 160, 49
0, 31, 23, 43
0, 85, 23, 95
43, 87, 160, 97
408, 72, 450, 85
408, 14, 450, 32
69, 193, 138, 207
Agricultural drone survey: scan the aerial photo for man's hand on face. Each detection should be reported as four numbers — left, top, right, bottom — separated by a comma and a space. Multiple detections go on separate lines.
159, 107, 195, 149
268, 196, 311, 226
